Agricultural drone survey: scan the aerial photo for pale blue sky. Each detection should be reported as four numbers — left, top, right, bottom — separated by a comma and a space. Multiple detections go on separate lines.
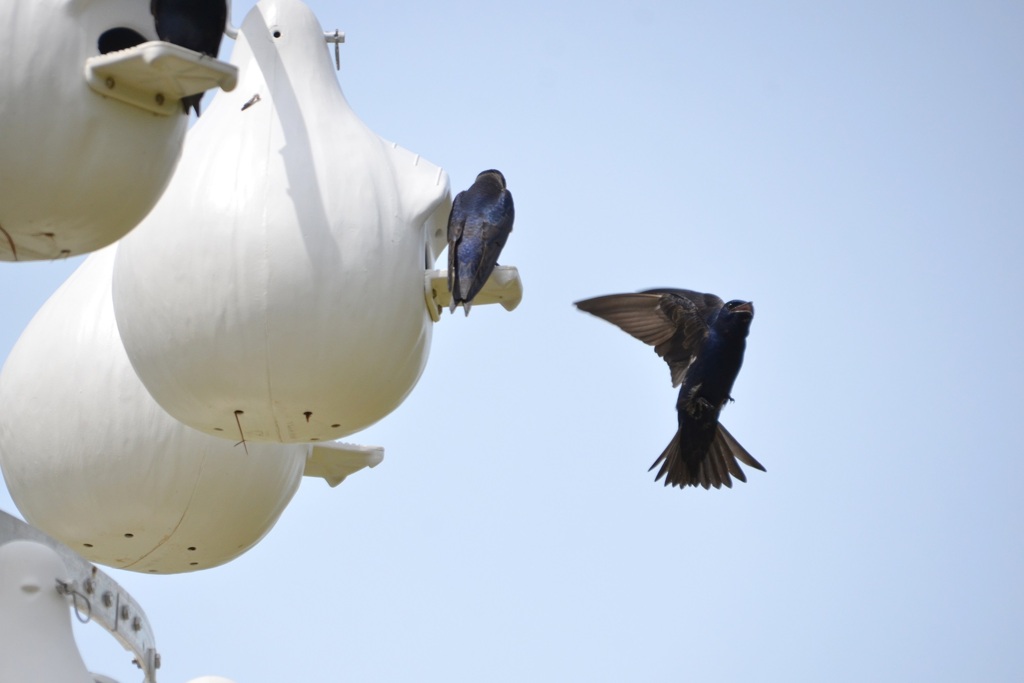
2, 1, 1023, 680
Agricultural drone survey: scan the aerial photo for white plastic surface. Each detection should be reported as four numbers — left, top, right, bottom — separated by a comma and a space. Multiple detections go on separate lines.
425, 265, 524, 321
85, 41, 238, 116
0, 541, 93, 683
0, 248, 309, 574
113, 0, 452, 444
1, 510, 159, 682
305, 442, 384, 487
0, 0, 187, 260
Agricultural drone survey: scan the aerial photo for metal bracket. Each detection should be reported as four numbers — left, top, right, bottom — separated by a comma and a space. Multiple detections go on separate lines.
1, 510, 160, 682
324, 29, 346, 71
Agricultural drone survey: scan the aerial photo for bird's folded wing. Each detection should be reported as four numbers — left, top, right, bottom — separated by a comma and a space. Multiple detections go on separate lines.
446, 193, 465, 292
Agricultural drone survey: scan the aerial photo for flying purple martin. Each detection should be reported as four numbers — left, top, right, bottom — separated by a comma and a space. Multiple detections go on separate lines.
151, 0, 228, 115
447, 170, 514, 315
575, 288, 765, 489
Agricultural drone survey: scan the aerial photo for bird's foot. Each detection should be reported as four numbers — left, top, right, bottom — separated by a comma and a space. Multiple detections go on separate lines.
687, 396, 714, 418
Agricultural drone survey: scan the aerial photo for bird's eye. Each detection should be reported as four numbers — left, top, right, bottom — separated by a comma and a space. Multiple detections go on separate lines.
725, 300, 745, 309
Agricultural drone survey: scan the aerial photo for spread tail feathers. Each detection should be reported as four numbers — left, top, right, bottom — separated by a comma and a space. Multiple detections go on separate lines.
648, 423, 765, 489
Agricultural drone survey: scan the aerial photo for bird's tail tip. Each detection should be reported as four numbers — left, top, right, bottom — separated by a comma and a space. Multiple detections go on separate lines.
447, 299, 472, 316
649, 425, 764, 490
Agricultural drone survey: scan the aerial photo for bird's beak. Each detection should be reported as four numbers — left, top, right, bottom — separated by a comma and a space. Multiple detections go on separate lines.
734, 301, 754, 316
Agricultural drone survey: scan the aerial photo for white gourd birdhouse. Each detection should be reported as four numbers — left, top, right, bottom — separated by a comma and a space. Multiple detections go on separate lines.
112, 0, 452, 444
0, 248, 313, 573
0, 0, 233, 260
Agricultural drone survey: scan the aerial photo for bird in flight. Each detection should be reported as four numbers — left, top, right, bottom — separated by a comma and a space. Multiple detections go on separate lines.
575, 288, 765, 489
447, 170, 514, 315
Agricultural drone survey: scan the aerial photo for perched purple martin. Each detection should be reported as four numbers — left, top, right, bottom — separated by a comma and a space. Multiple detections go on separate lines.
447, 170, 514, 315
575, 288, 765, 489
151, 0, 228, 115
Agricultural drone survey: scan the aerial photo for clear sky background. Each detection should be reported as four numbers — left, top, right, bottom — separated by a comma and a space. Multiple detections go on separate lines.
2, 1, 1023, 681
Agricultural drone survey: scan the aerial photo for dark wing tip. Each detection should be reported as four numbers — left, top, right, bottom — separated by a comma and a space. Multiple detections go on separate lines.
574, 293, 678, 348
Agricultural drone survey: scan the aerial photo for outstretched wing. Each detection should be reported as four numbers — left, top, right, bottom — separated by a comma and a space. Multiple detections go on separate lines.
574, 289, 722, 387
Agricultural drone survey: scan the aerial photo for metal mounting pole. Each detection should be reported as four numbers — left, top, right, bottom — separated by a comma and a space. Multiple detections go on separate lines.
0, 510, 160, 683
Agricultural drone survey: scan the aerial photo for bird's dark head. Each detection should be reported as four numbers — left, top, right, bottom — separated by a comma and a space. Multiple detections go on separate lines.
724, 300, 754, 319
717, 299, 754, 338
477, 169, 507, 189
